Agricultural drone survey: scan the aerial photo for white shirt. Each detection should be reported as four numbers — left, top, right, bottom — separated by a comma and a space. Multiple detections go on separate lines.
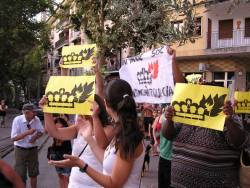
68, 133, 102, 188
11, 114, 44, 148
103, 143, 145, 188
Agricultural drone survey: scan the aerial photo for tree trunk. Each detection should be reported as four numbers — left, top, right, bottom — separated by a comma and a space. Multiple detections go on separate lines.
99, 0, 105, 65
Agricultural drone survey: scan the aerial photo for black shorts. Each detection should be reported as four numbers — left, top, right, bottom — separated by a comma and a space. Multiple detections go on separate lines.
0, 111, 6, 116
144, 117, 154, 132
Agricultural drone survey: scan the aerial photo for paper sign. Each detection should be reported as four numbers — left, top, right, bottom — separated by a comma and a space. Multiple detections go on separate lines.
43, 76, 95, 115
234, 91, 250, 113
61, 44, 97, 68
119, 46, 174, 104
185, 74, 202, 84
172, 83, 229, 131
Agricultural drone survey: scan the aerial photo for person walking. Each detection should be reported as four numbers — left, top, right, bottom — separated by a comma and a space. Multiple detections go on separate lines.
0, 99, 8, 128
11, 103, 44, 188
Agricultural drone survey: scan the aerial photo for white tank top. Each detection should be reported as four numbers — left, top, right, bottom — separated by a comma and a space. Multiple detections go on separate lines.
68, 134, 102, 188
103, 143, 145, 188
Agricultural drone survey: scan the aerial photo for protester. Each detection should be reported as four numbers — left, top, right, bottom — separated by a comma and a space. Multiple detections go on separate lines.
40, 57, 115, 188
0, 99, 8, 128
152, 109, 163, 156
143, 103, 154, 139
41, 93, 114, 188
158, 113, 173, 188
48, 79, 145, 188
11, 103, 44, 187
47, 117, 72, 188
163, 99, 250, 187
0, 160, 25, 188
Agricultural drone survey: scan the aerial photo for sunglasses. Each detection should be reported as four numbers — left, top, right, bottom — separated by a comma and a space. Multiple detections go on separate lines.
27, 123, 31, 129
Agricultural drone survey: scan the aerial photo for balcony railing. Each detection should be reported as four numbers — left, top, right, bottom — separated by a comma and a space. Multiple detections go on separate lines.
210, 29, 250, 49
55, 36, 69, 49
70, 30, 80, 41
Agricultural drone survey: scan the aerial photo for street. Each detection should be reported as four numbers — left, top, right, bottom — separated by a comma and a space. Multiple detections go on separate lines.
1, 111, 159, 188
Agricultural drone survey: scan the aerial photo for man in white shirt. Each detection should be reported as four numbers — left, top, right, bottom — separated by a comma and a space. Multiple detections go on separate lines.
11, 103, 44, 188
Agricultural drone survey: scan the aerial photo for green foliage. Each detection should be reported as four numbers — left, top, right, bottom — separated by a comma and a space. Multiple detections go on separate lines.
56, 0, 197, 56
0, 0, 52, 102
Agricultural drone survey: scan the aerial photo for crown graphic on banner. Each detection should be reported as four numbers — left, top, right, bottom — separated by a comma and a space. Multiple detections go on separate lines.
236, 99, 250, 111
46, 82, 94, 108
172, 94, 227, 121
62, 47, 95, 65
137, 68, 152, 85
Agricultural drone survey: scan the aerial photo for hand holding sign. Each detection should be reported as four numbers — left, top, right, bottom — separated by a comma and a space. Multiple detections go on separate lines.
171, 83, 229, 131
43, 76, 95, 115
223, 101, 234, 120
165, 106, 175, 122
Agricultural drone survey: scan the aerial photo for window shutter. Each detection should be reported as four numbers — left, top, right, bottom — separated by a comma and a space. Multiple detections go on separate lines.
219, 19, 233, 39
245, 18, 250, 37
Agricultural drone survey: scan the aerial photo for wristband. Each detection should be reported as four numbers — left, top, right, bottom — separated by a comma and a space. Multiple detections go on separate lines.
79, 163, 88, 173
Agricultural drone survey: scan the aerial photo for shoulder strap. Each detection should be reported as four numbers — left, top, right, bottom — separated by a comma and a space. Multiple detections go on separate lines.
78, 143, 88, 157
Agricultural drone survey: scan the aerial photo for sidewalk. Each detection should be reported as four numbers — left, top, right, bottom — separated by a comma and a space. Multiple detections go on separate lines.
1, 111, 159, 188
140, 155, 159, 188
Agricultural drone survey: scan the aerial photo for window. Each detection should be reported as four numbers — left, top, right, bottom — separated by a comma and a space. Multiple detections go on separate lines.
194, 17, 202, 36
213, 72, 235, 88
246, 72, 250, 90
245, 18, 250, 37
172, 20, 184, 31
219, 19, 233, 39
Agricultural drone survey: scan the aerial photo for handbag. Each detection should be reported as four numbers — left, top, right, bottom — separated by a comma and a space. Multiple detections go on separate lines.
239, 150, 250, 188
47, 143, 88, 161
47, 146, 64, 161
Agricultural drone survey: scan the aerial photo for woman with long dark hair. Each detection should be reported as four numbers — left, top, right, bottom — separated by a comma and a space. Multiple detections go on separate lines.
48, 79, 145, 188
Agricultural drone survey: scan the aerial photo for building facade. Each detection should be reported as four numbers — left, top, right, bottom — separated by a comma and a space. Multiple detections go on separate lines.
45, 1, 250, 91
175, 1, 250, 91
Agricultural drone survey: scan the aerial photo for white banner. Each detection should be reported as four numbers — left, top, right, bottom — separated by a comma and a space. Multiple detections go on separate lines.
119, 46, 174, 104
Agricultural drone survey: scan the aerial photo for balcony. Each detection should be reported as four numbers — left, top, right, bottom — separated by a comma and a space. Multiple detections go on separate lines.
70, 30, 81, 42
210, 29, 250, 49
55, 35, 69, 49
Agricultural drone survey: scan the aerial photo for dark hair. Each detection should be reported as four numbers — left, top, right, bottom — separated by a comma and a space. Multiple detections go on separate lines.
105, 79, 144, 160
63, 114, 69, 120
54, 117, 68, 128
94, 94, 109, 126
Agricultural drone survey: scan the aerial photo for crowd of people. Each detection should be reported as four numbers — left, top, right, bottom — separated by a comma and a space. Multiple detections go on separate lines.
0, 48, 249, 188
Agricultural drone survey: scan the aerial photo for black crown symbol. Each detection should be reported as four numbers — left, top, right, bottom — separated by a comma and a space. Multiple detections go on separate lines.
172, 94, 227, 121
236, 99, 250, 111
46, 82, 94, 108
62, 47, 95, 65
137, 68, 152, 85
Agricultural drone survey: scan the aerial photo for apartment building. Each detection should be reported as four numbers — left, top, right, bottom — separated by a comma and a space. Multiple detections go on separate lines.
175, 1, 250, 91
45, 1, 250, 90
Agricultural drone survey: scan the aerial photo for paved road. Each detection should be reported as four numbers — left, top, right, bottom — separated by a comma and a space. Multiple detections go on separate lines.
1, 111, 159, 188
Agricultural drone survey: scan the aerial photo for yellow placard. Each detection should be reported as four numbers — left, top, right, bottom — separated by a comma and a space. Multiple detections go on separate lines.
171, 83, 229, 131
61, 44, 97, 68
234, 91, 250, 114
43, 76, 95, 115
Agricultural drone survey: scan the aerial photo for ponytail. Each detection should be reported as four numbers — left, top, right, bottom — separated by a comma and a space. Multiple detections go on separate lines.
105, 79, 144, 160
